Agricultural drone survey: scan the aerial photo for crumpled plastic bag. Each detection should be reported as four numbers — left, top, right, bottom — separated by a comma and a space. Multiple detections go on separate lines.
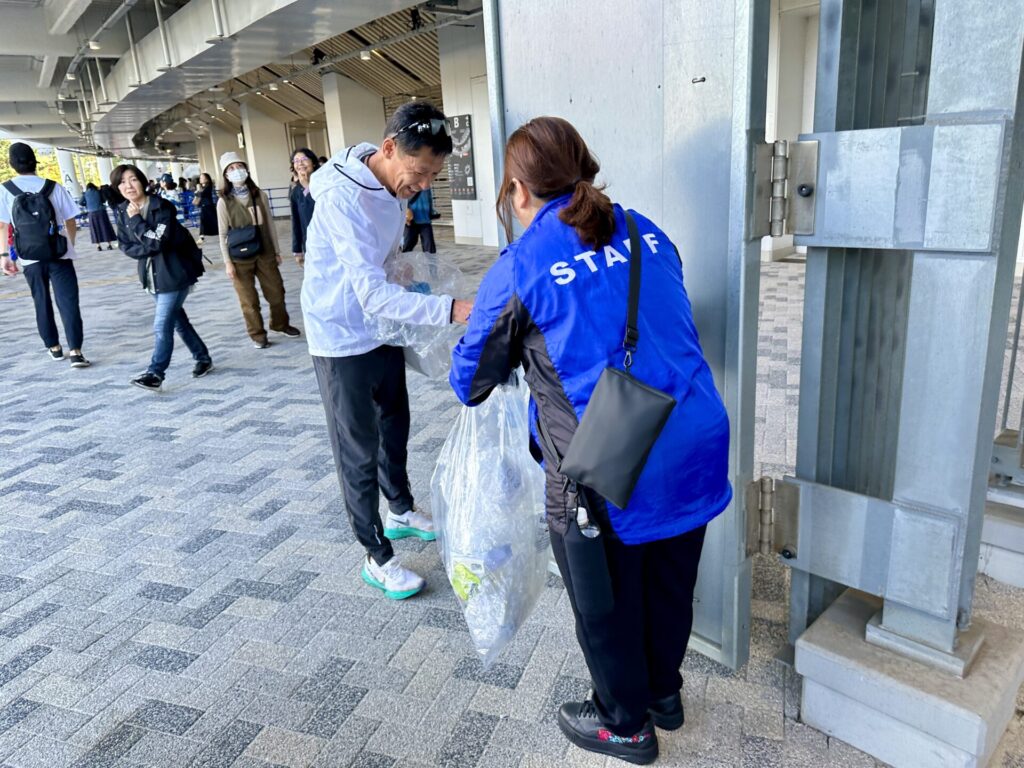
367, 251, 467, 378
430, 373, 549, 668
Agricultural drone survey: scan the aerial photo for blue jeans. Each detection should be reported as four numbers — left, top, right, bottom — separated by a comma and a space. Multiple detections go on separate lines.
149, 288, 210, 378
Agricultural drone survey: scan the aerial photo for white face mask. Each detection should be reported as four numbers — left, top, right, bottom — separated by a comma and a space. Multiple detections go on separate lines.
226, 168, 248, 184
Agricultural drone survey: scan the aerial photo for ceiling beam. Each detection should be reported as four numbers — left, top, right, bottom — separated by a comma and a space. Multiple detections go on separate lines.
37, 56, 59, 89
0, 85, 60, 103
45, 0, 93, 36
0, 7, 129, 58
0, 104, 61, 124
0, 125, 82, 140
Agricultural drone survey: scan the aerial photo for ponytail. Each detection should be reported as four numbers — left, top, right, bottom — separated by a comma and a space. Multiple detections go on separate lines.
559, 180, 615, 250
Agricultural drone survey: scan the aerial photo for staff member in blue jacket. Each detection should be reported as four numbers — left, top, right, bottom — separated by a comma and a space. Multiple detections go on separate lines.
450, 117, 732, 765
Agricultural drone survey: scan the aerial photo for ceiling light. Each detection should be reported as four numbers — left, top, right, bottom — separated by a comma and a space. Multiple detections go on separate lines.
360, 50, 372, 61
216, 103, 226, 111
268, 83, 279, 91
66, 71, 77, 80
255, 90, 263, 96
88, 40, 101, 50
184, 117, 191, 124
309, 120, 315, 125
282, 79, 290, 84
209, 85, 225, 92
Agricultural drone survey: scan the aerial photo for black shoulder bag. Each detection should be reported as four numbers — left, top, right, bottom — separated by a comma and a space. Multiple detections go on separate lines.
557, 211, 677, 509
226, 196, 262, 260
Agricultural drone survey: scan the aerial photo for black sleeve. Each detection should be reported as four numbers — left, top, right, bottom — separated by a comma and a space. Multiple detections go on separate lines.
290, 188, 302, 253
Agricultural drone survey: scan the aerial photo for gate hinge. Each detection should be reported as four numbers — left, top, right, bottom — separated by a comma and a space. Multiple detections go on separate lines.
750, 139, 819, 239
745, 475, 800, 559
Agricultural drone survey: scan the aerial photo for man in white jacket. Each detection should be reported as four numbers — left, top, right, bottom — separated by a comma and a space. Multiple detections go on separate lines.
302, 101, 472, 600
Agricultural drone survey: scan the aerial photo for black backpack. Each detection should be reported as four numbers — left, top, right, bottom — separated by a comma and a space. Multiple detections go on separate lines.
3, 179, 68, 262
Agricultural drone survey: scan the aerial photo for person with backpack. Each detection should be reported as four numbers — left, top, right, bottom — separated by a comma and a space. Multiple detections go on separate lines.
0, 142, 90, 368
111, 163, 213, 391
217, 151, 300, 349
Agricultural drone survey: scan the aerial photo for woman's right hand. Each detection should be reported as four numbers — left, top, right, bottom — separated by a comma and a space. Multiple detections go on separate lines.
225, 262, 236, 280
127, 201, 141, 218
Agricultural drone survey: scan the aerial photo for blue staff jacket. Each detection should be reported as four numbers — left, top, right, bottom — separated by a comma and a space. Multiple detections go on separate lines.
450, 195, 732, 544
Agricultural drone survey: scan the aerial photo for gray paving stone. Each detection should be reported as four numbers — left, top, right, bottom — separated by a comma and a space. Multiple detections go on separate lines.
189, 719, 263, 768
0, 699, 40, 735
72, 724, 147, 767
452, 658, 524, 691
0, 646, 51, 687
299, 683, 367, 738
126, 699, 204, 735
129, 646, 197, 674
137, 583, 193, 604
436, 710, 498, 768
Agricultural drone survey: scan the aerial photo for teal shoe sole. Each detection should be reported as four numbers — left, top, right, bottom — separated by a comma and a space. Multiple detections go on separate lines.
360, 567, 423, 600
384, 525, 437, 542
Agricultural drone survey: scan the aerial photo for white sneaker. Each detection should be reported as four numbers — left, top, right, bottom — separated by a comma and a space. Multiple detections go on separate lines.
361, 555, 425, 600
384, 508, 437, 541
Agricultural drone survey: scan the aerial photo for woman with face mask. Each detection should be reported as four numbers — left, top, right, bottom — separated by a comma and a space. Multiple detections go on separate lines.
289, 148, 319, 267
111, 164, 212, 391
216, 152, 300, 349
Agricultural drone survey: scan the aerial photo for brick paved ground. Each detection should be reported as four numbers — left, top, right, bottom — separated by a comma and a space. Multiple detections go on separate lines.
0, 223, 1021, 767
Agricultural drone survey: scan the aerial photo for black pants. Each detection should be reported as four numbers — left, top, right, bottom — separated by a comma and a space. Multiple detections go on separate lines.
312, 347, 415, 566
22, 259, 84, 350
401, 222, 436, 254
551, 519, 707, 735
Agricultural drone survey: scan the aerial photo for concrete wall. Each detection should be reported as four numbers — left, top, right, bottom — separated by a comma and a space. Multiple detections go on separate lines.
438, 20, 499, 247
322, 72, 385, 156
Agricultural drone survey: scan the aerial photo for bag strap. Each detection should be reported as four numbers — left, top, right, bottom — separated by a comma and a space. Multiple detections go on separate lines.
41, 178, 56, 200
2, 180, 21, 197
622, 211, 642, 370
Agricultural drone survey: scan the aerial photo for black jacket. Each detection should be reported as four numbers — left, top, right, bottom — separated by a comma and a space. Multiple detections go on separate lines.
115, 196, 204, 293
290, 183, 315, 253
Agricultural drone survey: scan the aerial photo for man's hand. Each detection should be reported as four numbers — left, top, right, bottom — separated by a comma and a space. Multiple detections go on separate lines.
294, 252, 304, 266
276, 253, 282, 265
225, 262, 236, 280
451, 299, 473, 324
1, 255, 18, 276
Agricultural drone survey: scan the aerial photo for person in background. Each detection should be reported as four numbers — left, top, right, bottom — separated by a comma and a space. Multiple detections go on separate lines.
0, 142, 90, 367
449, 117, 732, 765
401, 185, 438, 255
81, 183, 117, 251
181, 178, 195, 226
301, 101, 472, 601
317, 156, 328, 166
196, 172, 218, 246
159, 177, 180, 205
112, 163, 212, 391
289, 148, 319, 267
217, 151, 301, 349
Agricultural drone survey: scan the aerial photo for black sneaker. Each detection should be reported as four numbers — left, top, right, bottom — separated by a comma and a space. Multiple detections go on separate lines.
47, 346, 64, 361
192, 360, 213, 378
131, 372, 163, 391
648, 692, 684, 730
252, 339, 271, 349
68, 354, 91, 368
273, 326, 302, 338
556, 700, 658, 765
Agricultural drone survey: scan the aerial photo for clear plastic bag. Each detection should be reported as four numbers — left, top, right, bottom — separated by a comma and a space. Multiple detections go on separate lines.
367, 251, 467, 378
430, 374, 549, 668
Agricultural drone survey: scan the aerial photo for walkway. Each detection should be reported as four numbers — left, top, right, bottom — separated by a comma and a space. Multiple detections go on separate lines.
0, 224, 1020, 768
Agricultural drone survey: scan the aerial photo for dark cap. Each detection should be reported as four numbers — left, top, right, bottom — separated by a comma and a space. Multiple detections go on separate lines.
8, 142, 35, 167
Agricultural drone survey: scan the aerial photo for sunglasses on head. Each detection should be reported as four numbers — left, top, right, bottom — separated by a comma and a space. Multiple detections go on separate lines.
394, 118, 450, 138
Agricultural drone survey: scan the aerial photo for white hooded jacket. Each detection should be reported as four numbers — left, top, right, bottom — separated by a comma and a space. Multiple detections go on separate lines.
300, 143, 453, 357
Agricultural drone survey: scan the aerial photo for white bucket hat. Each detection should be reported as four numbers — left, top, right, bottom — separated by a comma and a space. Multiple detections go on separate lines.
219, 151, 246, 171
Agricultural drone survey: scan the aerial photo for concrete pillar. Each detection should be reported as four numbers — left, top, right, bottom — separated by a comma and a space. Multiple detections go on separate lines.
239, 100, 291, 192
169, 162, 184, 180
208, 124, 240, 178
56, 149, 82, 197
96, 156, 114, 186
321, 71, 385, 156
438, 19, 499, 247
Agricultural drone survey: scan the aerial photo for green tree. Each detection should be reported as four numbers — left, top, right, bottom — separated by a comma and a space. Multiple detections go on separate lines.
0, 140, 74, 185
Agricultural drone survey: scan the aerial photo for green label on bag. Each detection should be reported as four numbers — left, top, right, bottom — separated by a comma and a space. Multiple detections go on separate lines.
450, 561, 482, 602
